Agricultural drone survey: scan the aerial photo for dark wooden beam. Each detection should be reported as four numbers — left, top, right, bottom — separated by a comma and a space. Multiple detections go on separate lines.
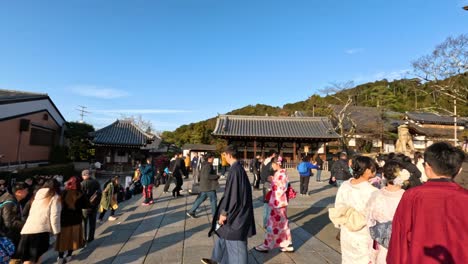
244, 144, 247, 160
293, 141, 297, 162
253, 140, 257, 157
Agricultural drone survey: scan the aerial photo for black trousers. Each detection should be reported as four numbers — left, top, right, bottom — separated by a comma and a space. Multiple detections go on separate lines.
300, 176, 310, 195
82, 208, 98, 242
253, 172, 260, 189
172, 176, 183, 195
98, 208, 115, 220
163, 175, 174, 192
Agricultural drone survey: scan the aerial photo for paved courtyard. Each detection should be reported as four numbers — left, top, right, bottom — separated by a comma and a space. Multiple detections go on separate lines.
42, 170, 341, 264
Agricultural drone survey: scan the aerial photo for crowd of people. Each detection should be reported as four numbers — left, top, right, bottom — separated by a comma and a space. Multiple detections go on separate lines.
0, 170, 125, 264
1, 141, 466, 264
329, 142, 467, 264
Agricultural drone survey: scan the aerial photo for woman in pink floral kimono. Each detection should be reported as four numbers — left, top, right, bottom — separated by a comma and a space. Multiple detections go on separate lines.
254, 156, 294, 253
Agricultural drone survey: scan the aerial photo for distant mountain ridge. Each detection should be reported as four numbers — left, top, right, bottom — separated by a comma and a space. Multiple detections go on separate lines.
161, 75, 468, 146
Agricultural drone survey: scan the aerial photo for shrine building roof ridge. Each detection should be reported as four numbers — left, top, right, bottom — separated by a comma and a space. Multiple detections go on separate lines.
216, 114, 327, 121
91, 119, 155, 147
212, 114, 340, 139
406, 111, 466, 126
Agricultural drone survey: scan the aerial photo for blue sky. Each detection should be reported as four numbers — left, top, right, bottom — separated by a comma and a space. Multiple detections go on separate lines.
1, 1, 467, 131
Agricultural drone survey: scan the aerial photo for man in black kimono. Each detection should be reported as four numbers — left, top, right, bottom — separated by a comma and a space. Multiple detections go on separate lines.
202, 145, 256, 264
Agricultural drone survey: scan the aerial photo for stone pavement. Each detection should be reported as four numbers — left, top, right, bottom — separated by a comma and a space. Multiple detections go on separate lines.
42, 170, 341, 264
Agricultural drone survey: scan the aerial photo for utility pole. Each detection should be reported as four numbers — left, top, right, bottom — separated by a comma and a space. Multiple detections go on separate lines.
76, 105, 91, 123
454, 97, 458, 146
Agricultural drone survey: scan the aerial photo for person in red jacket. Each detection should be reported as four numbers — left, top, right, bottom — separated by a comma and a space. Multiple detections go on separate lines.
387, 142, 467, 264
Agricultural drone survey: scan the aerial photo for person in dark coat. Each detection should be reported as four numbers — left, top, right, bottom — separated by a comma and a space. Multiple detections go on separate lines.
331, 152, 353, 187
315, 154, 324, 182
163, 155, 177, 193
81, 169, 101, 244
259, 150, 277, 228
191, 153, 199, 181
56, 176, 90, 263
252, 155, 262, 189
0, 182, 28, 262
186, 153, 219, 218
202, 146, 256, 264
172, 152, 188, 197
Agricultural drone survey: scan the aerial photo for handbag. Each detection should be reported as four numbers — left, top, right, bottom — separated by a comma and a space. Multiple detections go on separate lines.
265, 190, 272, 202
328, 206, 367, 232
154, 178, 161, 188
286, 184, 297, 200
89, 191, 101, 207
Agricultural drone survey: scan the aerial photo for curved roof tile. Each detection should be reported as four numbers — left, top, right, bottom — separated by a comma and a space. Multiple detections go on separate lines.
92, 120, 155, 147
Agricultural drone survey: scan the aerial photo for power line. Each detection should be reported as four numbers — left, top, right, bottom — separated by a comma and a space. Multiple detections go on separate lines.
76, 105, 91, 123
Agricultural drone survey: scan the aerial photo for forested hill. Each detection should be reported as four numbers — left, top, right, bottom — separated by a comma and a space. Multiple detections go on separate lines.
161, 75, 468, 147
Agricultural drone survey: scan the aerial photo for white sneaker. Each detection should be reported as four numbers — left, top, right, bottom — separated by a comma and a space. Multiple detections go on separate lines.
57, 257, 65, 264
65, 255, 72, 262
108, 216, 117, 221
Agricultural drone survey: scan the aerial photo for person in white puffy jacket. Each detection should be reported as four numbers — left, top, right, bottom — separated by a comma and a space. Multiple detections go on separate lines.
17, 179, 62, 264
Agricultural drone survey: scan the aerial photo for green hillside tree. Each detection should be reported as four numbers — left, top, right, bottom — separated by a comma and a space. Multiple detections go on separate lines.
65, 122, 95, 161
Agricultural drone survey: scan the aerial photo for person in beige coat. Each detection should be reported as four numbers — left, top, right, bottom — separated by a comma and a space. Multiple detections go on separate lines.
18, 179, 61, 264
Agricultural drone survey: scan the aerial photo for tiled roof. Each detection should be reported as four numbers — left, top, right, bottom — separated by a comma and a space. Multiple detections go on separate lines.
91, 120, 155, 147
407, 123, 454, 137
0, 89, 49, 104
212, 115, 340, 139
182, 144, 217, 151
141, 137, 163, 151
406, 112, 466, 126
329, 105, 386, 134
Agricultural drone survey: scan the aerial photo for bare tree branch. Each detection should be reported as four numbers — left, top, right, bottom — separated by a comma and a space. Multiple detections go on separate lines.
120, 114, 155, 133
412, 34, 468, 109
330, 97, 355, 150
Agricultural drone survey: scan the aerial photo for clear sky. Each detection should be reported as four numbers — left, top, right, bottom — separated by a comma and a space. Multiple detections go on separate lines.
1, 1, 467, 131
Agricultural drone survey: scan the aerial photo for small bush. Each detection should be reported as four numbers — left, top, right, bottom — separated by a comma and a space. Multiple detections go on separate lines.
50, 146, 70, 164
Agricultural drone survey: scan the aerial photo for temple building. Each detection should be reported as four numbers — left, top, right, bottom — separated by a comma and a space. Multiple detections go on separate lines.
405, 112, 468, 148
212, 115, 340, 162
90, 119, 155, 168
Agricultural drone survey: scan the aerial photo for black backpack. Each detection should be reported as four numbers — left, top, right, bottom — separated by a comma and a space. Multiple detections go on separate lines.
130, 181, 143, 194
116, 185, 125, 203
